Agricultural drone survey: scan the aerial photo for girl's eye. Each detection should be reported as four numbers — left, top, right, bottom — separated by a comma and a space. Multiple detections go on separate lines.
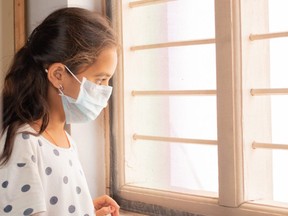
95, 79, 107, 85
95, 79, 102, 85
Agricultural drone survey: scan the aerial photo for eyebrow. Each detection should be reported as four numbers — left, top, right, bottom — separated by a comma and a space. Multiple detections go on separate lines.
94, 73, 112, 77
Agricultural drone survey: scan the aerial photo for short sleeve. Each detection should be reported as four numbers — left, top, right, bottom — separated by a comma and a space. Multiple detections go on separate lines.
0, 132, 46, 215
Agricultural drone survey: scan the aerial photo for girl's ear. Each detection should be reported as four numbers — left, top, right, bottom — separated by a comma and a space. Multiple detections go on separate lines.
46, 63, 66, 89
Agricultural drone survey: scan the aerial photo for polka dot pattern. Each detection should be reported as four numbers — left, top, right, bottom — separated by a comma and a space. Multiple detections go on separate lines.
68, 205, 76, 213
63, 176, 69, 184
2, 181, 8, 188
22, 133, 30, 139
0, 128, 96, 215
23, 208, 34, 215
45, 167, 52, 175
3, 205, 12, 213
38, 139, 43, 146
31, 155, 36, 163
50, 196, 58, 205
21, 184, 31, 192
17, 163, 26, 167
53, 149, 60, 156
76, 186, 81, 194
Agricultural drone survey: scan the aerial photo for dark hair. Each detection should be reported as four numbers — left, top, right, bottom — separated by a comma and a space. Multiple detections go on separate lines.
0, 7, 117, 165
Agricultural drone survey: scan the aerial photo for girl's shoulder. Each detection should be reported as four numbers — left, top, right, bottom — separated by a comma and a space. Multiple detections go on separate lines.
0, 124, 40, 165
14, 124, 40, 147
1, 124, 78, 165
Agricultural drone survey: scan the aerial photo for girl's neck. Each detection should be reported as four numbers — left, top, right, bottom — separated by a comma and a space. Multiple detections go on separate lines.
30, 118, 65, 133
30, 120, 70, 148
44, 128, 70, 148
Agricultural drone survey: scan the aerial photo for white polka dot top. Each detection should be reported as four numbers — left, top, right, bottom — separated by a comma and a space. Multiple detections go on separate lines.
0, 125, 95, 216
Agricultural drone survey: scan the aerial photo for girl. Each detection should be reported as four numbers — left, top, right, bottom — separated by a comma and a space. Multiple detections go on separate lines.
0, 7, 119, 216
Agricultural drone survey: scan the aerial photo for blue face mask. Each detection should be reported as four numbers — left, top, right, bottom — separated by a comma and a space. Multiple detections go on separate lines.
58, 66, 113, 124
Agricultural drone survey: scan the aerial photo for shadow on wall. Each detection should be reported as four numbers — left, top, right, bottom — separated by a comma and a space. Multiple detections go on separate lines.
0, 0, 14, 88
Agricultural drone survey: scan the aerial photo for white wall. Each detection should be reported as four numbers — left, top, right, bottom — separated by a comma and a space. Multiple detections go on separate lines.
27, 0, 106, 199
27, 0, 102, 33
68, 0, 102, 12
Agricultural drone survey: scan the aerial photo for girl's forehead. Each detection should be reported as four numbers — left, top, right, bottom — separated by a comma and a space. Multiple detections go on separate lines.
77, 48, 117, 77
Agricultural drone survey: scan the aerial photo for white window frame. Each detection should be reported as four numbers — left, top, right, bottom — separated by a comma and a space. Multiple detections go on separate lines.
106, 0, 288, 215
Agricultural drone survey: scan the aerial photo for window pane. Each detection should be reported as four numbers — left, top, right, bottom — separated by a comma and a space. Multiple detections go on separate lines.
271, 96, 288, 144
167, 0, 215, 40
273, 150, 288, 202
270, 38, 288, 88
271, 96, 288, 203
125, 140, 171, 189
125, 49, 170, 91
129, 45, 216, 91
268, 0, 288, 32
168, 45, 216, 90
128, 2, 168, 45
129, 0, 215, 45
170, 144, 218, 193
125, 140, 218, 194
122, 0, 217, 197
169, 97, 217, 140
130, 96, 217, 140
269, 0, 288, 203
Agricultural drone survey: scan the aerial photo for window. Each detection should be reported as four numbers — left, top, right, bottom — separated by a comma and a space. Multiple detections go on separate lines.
268, 0, 288, 203
107, 0, 288, 215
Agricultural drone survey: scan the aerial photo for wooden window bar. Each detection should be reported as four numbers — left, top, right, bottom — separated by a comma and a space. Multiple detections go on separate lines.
250, 33, 288, 150
132, 90, 216, 96
252, 142, 288, 150
250, 88, 288, 96
130, 38, 215, 51
129, 0, 176, 8
249, 31, 288, 41
14, 0, 26, 52
133, 134, 217, 145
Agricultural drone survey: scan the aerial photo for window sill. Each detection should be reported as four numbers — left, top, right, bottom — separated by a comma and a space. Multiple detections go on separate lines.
120, 210, 147, 216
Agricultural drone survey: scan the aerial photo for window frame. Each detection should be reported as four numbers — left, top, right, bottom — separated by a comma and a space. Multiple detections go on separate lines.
14, 0, 26, 52
106, 0, 288, 215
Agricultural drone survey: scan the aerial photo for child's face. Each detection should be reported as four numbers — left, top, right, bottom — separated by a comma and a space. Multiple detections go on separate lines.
64, 47, 118, 99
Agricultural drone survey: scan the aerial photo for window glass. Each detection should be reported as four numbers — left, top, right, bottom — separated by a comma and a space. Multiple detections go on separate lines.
123, 0, 217, 195
269, 0, 288, 203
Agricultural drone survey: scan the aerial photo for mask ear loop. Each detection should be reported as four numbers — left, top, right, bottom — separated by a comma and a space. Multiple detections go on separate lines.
64, 65, 82, 84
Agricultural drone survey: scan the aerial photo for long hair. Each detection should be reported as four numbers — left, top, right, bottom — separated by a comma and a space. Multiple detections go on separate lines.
0, 7, 117, 165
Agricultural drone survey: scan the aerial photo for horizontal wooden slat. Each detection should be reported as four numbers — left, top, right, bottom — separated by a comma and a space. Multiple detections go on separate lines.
133, 134, 218, 145
130, 38, 215, 51
129, 0, 176, 8
132, 90, 217, 96
252, 142, 288, 150
249, 31, 288, 41
250, 88, 288, 96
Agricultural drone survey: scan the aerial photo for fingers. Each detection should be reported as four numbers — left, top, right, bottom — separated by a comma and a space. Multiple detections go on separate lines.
110, 205, 120, 216
94, 195, 120, 210
93, 195, 120, 216
96, 206, 112, 216
104, 195, 120, 209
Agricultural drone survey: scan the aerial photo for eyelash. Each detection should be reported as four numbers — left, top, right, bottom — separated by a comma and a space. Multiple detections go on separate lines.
95, 78, 107, 85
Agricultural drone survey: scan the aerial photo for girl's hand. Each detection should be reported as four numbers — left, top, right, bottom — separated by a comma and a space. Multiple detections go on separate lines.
93, 195, 120, 216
